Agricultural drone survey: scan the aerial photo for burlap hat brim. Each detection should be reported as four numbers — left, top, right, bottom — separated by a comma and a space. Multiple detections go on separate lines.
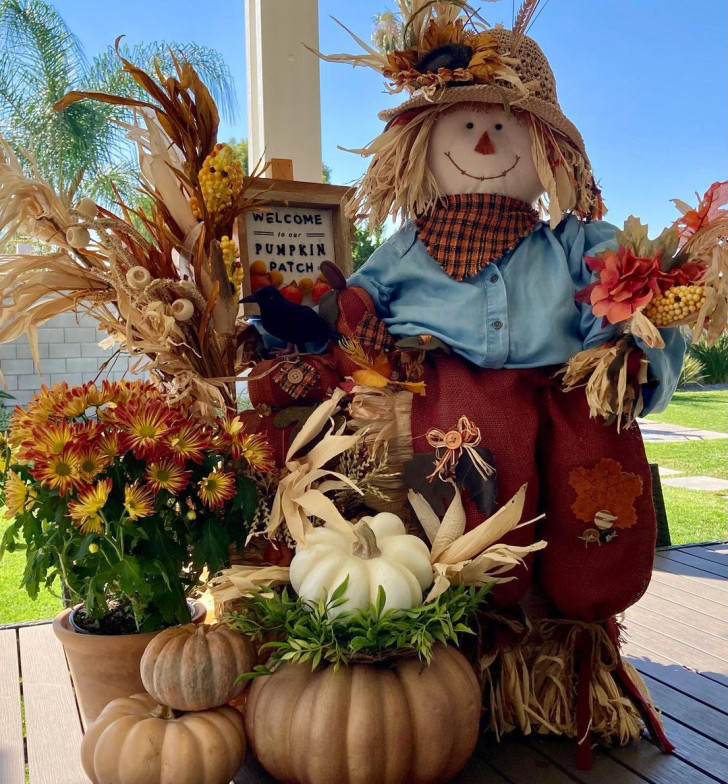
378, 84, 588, 159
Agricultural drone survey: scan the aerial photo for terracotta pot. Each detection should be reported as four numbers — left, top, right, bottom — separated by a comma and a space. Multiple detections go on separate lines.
53, 600, 206, 725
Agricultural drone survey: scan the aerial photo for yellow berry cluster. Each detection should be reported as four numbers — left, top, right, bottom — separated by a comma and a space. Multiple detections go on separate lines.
193, 143, 244, 216
220, 235, 243, 292
645, 285, 706, 327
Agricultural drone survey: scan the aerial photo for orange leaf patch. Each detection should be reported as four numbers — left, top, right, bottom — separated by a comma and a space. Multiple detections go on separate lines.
569, 458, 643, 529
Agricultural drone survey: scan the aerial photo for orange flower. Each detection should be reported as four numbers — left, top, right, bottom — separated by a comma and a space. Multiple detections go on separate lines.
577, 246, 662, 325
77, 446, 111, 482
29, 420, 75, 456
569, 458, 643, 529
674, 181, 728, 243
123, 481, 156, 520
198, 470, 236, 509
31, 448, 81, 495
145, 458, 191, 495
68, 479, 113, 525
3, 471, 33, 517
165, 423, 211, 464
116, 401, 178, 459
233, 432, 275, 472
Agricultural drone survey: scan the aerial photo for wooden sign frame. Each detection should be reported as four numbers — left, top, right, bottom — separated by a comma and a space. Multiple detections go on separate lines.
236, 179, 354, 313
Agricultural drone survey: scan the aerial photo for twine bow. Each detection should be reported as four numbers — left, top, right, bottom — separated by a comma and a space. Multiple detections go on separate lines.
426, 415, 494, 481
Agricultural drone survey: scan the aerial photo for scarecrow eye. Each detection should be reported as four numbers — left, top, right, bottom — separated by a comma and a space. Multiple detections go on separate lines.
494, 123, 503, 131
465, 122, 474, 129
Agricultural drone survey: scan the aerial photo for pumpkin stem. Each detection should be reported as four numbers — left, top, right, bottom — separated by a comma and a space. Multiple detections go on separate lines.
352, 520, 381, 560
148, 704, 176, 721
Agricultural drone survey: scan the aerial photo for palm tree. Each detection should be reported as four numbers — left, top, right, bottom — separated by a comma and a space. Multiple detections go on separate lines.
0, 0, 236, 210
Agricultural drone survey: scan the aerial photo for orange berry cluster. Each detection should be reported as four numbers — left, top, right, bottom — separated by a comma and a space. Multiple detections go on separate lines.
191, 143, 244, 218
645, 285, 706, 327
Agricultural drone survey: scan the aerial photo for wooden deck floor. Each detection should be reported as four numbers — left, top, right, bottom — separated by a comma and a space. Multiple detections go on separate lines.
1, 542, 726, 784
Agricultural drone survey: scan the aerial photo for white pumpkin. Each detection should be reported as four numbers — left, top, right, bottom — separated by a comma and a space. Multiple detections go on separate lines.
289, 513, 432, 617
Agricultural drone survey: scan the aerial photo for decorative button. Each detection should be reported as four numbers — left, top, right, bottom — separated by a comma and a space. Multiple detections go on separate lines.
287, 368, 304, 384
490, 274, 499, 283
444, 430, 463, 449
493, 320, 503, 330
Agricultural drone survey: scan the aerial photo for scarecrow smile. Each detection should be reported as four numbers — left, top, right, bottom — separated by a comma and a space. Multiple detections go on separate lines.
444, 152, 521, 181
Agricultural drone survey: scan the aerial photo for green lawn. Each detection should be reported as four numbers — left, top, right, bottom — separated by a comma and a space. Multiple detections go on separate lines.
644, 389, 727, 546
645, 390, 728, 432
0, 543, 62, 624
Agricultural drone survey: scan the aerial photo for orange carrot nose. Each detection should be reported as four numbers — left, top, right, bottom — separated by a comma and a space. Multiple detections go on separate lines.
475, 130, 495, 155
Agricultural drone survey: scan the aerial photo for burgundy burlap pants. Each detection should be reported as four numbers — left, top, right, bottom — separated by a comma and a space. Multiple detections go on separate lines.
411, 354, 656, 621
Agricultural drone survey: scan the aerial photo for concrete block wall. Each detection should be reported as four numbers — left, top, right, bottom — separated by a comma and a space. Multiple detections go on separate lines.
0, 311, 134, 408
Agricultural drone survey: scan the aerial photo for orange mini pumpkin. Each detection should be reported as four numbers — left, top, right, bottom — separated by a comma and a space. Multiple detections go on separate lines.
140, 623, 255, 711
245, 645, 480, 784
81, 692, 246, 784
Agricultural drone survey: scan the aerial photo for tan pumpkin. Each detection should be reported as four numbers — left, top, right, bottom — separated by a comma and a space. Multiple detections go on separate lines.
245, 644, 480, 784
140, 623, 255, 711
81, 692, 246, 784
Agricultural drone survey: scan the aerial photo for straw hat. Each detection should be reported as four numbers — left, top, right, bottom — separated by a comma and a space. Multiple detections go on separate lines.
378, 27, 588, 160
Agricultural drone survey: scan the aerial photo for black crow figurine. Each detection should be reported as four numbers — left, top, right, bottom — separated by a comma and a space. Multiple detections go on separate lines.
241, 286, 338, 351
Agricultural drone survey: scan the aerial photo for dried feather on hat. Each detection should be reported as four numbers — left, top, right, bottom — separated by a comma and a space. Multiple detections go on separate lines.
308, 2, 531, 101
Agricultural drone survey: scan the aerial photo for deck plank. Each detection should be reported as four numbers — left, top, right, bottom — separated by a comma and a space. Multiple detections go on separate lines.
638, 672, 728, 747
626, 606, 728, 665
607, 735, 720, 784
660, 548, 728, 579
477, 736, 575, 783
623, 618, 728, 686
630, 589, 728, 650
649, 564, 728, 605
643, 578, 726, 623
0, 629, 25, 784
678, 545, 728, 567
525, 736, 647, 784
625, 644, 728, 715
19, 624, 86, 784
654, 552, 728, 585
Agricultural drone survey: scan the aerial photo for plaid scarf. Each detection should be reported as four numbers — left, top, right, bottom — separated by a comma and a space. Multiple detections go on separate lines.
415, 194, 540, 281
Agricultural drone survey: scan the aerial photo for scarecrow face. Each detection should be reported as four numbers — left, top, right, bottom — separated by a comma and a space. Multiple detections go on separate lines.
426, 106, 544, 204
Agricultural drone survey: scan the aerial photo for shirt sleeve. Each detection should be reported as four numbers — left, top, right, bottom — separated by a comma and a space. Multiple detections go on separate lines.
558, 216, 621, 350
557, 215, 685, 414
347, 243, 397, 319
637, 329, 686, 415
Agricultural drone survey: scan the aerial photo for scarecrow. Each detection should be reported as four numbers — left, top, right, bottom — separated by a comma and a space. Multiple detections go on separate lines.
245, 0, 727, 768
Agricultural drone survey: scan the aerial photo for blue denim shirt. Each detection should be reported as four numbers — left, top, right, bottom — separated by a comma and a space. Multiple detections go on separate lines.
348, 215, 685, 414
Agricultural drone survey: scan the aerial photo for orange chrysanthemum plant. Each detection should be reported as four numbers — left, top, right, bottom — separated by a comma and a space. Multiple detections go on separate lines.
0, 43, 267, 418
0, 380, 273, 633
561, 181, 728, 426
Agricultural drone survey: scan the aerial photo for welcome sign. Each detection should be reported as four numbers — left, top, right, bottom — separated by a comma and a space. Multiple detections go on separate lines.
244, 205, 335, 282
236, 179, 353, 310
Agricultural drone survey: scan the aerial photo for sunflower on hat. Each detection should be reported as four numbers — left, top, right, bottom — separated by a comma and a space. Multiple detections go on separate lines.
312, 1, 532, 100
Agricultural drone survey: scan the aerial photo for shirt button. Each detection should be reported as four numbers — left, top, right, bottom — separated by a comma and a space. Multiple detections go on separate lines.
490, 274, 499, 283
493, 320, 503, 330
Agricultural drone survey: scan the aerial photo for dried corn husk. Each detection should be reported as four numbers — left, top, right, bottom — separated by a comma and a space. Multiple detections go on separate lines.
408, 482, 546, 601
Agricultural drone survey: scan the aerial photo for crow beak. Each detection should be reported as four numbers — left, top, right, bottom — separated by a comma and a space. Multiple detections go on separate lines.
240, 294, 257, 304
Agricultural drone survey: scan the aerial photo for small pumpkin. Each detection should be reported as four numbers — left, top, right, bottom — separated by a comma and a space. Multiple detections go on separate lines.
81, 692, 246, 784
289, 513, 432, 617
245, 645, 480, 784
140, 623, 256, 711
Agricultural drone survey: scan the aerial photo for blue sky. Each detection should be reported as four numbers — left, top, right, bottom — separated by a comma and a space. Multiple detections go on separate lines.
54, 0, 726, 231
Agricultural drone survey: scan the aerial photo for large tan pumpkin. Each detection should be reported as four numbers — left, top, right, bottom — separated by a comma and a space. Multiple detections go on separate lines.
245, 644, 481, 784
140, 623, 256, 710
80, 692, 246, 784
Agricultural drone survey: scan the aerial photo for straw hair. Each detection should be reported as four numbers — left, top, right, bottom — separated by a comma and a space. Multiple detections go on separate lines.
346, 103, 603, 228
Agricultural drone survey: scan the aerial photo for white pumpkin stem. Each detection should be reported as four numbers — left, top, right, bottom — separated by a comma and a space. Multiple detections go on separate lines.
148, 704, 176, 721
352, 520, 381, 560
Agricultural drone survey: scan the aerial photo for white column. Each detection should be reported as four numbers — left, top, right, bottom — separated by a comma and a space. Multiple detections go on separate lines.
245, 0, 323, 182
